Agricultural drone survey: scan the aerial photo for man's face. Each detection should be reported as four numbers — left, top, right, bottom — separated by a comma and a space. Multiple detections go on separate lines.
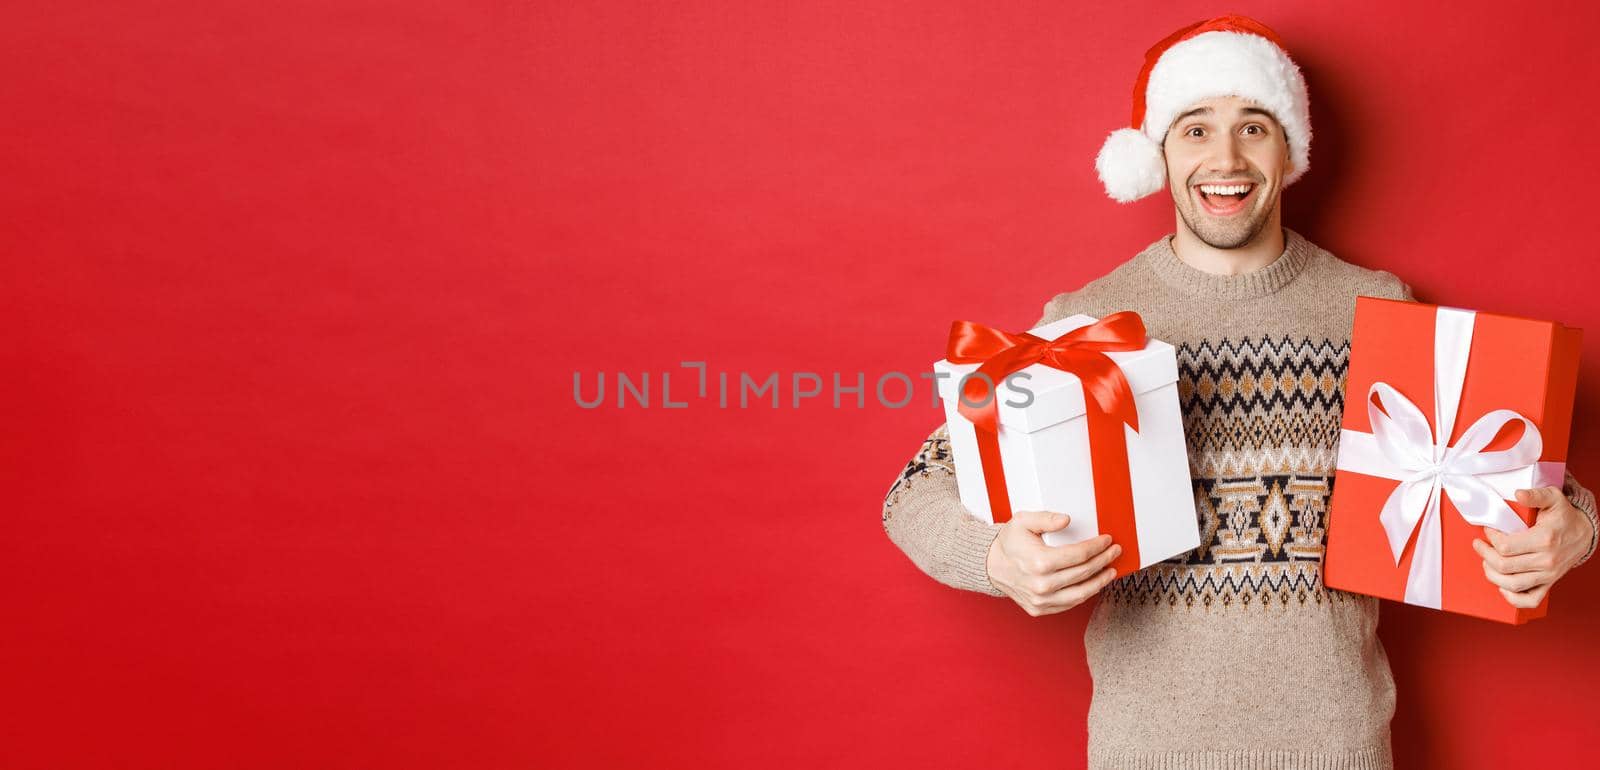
1162, 95, 1292, 249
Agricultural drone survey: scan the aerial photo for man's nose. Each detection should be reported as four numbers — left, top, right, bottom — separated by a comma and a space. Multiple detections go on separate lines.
1207, 137, 1249, 173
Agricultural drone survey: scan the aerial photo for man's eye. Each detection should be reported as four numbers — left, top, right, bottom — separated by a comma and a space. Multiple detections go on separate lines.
1187, 127, 1204, 138
1243, 125, 1263, 135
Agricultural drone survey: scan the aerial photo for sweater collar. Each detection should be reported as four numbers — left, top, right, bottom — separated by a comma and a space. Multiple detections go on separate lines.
1142, 227, 1316, 300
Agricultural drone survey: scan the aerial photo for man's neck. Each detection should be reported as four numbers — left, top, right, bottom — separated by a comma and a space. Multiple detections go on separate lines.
1170, 220, 1286, 276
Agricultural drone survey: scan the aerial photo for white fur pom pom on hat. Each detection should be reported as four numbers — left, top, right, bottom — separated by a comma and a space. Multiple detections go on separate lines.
1095, 15, 1311, 203
1095, 127, 1167, 203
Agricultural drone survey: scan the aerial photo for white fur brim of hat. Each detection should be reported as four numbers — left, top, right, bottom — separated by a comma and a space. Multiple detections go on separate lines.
1095, 30, 1311, 203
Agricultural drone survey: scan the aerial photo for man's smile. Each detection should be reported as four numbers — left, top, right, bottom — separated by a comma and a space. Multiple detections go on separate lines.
1194, 181, 1256, 216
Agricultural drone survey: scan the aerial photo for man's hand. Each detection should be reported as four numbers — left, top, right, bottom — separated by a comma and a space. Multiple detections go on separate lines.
986, 510, 1121, 617
1471, 486, 1595, 609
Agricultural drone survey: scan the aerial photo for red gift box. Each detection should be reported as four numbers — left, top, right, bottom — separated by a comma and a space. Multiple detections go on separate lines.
1324, 297, 1582, 624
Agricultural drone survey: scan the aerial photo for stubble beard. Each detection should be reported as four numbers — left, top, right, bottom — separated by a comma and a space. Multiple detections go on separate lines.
1175, 185, 1276, 250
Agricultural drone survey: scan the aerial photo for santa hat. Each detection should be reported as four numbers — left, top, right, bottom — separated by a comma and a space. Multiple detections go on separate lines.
1094, 15, 1311, 203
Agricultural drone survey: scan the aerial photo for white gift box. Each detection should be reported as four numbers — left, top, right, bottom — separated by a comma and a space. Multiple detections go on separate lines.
933, 314, 1200, 569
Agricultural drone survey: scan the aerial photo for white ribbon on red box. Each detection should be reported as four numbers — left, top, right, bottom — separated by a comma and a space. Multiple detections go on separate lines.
1335, 306, 1564, 609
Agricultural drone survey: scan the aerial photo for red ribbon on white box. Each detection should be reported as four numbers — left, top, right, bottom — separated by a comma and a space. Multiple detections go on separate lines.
1335, 306, 1564, 609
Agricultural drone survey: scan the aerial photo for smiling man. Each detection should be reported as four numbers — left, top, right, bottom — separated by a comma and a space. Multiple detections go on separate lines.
880, 14, 1599, 770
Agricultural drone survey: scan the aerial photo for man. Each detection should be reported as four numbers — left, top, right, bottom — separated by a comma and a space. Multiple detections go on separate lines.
880, 14, 1599, 769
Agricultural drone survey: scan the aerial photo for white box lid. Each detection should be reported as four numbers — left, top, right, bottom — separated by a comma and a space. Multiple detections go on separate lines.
932, 314, 1178, 433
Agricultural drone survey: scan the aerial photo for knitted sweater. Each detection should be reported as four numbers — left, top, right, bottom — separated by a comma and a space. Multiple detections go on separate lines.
881, 227, 1599, 770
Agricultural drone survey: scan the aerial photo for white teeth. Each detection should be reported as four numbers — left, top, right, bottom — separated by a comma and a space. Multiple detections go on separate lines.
1198, 184, 1252, 195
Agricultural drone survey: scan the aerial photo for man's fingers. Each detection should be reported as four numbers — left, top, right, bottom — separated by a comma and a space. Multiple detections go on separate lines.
1487, 524, 1552, 558
1515, 486, 1565, 510
1482, 558, 1547, 594
1011, 533, 1112, 575
1472, 537, 1551, 574
1044, 565, 1119, 609
1499, 581, 1552, 610
1482, 526, 1508, 552
1011, 509, 1072, 535
1026, 533, 1114, 573
1041, 543, 1124, 592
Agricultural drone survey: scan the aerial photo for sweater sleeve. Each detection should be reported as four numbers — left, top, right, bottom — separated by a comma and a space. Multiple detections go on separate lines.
1392, 277, 1599, 567
1391, 273, 1417, 302
881, 423, 1004, 596
879, 295, 1071, 596
1564, 470, 1599, 568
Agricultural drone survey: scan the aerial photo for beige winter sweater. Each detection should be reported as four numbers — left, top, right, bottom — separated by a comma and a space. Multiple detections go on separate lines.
881, 227, 1598, 769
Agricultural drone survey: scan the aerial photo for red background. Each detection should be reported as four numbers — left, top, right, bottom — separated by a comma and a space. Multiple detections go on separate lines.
6, 2, 1600, 768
